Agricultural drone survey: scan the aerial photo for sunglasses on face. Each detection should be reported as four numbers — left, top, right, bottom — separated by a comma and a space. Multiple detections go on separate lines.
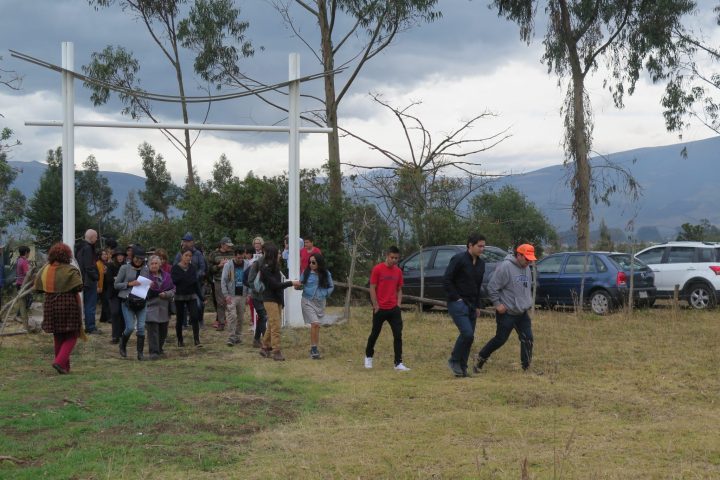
309, 261, 317, 265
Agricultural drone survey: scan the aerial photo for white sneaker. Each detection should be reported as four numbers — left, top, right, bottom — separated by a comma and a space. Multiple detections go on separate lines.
394, 363, 411, 371
364, 357, 373, 369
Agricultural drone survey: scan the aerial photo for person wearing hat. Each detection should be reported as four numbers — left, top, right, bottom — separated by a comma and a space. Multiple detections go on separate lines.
107, 247, 126, 344
207, 237, 235, 330
475, 243, 537, 373
114, 246, 150, 360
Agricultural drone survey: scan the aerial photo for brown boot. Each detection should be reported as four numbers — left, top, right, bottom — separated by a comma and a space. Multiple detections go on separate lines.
259, 347, 272, 358
272, 350, 285, 361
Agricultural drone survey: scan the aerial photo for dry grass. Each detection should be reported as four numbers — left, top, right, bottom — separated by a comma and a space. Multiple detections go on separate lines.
231, 305, 720, 479
2, 305, 720, 479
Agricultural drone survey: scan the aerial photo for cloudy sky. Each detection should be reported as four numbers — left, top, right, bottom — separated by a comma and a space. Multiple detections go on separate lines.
1, 0, 717, 184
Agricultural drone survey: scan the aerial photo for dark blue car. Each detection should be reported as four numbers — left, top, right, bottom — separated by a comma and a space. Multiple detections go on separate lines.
535, 251, 656, 315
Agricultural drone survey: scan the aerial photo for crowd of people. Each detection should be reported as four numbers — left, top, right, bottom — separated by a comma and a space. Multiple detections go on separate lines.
26, 230, 337, 373
5, 230, 538, 379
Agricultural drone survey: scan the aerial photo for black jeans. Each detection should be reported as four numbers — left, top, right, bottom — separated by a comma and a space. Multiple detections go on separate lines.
365, 306, 403, 365
478, 311, 534, 369
175, 299, 200, 344
109, 297, 123, 340
253, 298, 268, 341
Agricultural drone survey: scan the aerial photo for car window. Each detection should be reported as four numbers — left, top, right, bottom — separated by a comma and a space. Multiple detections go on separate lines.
564, 255, 598, 274
481, 249, 506, 262
697, 248, 714, 262
636, 247, 664, 265
594, 256, 608, 272
432, 249, 457, 270
402, 252, 429, 271
716, 248, 720, 262
536, 255, 564, 274
609, 254, 647, 270
667, 247, 695, 264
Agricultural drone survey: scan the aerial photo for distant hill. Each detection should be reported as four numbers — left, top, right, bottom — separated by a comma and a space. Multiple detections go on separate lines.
7, 136, 720, 242
8, 160, 152, 219
491, 136, 720, 241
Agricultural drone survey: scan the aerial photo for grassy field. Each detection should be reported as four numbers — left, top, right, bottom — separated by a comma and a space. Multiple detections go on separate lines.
1, 305, 719, 479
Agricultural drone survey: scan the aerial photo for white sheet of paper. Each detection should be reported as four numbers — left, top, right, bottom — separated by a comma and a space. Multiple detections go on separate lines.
130, 276, 152, 299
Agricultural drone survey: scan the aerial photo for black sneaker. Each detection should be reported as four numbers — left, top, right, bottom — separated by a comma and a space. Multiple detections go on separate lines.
310, 347, 321, 359
447, 359, 464, 377
473, 355, 487, 374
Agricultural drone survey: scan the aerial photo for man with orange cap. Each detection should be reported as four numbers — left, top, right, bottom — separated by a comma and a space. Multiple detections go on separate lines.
475, 243, 537, 373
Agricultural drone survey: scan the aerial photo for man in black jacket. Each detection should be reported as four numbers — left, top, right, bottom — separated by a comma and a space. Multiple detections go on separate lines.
443, 233, 486, 377
75, 229, 100, 334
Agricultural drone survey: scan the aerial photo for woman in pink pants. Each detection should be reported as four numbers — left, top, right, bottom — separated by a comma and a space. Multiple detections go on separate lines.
35, 243, 84, 374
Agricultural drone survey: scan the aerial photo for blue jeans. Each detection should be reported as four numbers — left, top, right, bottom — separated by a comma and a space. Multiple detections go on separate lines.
478, 311, 534, 369
83, 284, 98, 332
448, 300, 477, 370
121, 300, 147, 336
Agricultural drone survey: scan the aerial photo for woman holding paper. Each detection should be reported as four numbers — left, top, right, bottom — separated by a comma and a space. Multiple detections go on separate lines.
114, 246, 150, 360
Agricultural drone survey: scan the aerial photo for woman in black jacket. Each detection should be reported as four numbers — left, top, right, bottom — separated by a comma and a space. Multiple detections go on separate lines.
258, 243, 300, 361
171, 247, 202, 348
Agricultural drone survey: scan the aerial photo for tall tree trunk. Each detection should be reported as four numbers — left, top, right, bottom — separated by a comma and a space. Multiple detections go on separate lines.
318, 1, 346, 275
572, 76, 591, 251
171, 35, 195, 189
560, 0, 591, 251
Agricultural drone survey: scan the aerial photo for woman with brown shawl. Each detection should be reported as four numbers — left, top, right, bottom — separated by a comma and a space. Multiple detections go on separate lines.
34, 243, 84, 374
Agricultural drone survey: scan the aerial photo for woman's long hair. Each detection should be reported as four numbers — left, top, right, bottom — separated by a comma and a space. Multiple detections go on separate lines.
302, 253, 329, 288
262, 243, 279, 273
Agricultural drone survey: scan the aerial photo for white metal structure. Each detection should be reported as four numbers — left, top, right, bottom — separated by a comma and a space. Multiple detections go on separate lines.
24, 42, 332, 327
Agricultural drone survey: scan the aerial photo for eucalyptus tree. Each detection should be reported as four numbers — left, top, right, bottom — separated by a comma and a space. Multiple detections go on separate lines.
661, 4, 720, 136
76, 154, 117, 240
83, 0, 256, 189
0, 57, 25, 235
122, 190, 143, 238
492, 0, 695, 249
138, 142, 181, 220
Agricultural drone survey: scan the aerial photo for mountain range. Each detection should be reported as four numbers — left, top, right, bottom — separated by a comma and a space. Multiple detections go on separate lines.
7, 135, 719, 242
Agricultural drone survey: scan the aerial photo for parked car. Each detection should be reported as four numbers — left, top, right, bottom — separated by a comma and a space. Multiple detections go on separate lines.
399, 244, 508, 309
535, 251, 656, 315
635, 241, 720, 309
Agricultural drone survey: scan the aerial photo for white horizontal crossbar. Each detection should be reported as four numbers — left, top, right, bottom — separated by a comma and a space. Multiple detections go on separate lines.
26, 119, 333, 134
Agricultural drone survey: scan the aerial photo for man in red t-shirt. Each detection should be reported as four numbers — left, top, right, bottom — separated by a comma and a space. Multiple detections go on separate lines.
364, 246, 410, 371
299, 236, 322, 272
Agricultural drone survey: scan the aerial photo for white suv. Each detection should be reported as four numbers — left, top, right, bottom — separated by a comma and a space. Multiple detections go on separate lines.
635, 241, 720, 309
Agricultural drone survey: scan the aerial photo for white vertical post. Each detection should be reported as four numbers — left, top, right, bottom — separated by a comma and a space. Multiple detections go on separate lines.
61, 42, 75, 248
285, 53, 303, 327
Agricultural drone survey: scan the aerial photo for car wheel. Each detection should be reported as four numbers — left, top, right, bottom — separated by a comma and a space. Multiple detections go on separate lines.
687, 283, 716, 310
589, 290, 611, 315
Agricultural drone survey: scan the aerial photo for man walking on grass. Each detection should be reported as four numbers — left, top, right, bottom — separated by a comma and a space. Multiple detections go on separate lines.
474, 243, 536, 373
364, 246, 410, 371
76, 229, 100, 334
444, 233, 486, 377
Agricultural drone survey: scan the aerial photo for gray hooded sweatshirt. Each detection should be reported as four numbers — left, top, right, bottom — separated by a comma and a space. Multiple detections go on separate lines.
487, 254, 534, 315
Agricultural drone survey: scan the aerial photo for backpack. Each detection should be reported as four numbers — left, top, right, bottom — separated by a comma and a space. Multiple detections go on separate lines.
252, 269, 265, 294
247, 259, 265, 293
